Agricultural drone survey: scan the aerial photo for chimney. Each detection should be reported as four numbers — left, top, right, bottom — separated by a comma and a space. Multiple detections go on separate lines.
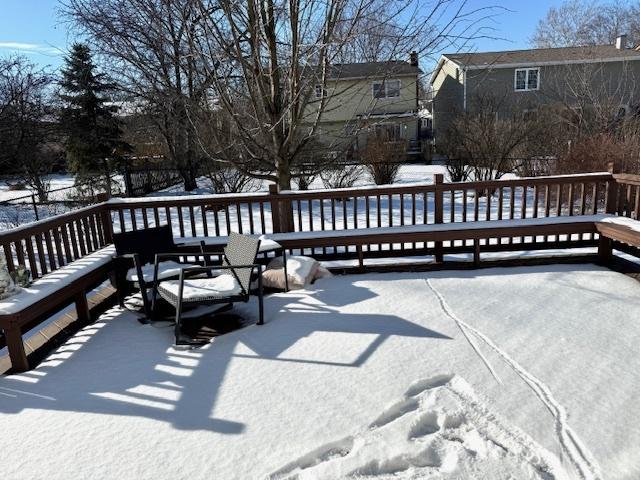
616, 34, 627, 50
409, 51, 418, 67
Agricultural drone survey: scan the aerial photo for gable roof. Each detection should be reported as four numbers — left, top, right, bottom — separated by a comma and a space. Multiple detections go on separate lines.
445, 45, 640, 68
326, 61, 422, 80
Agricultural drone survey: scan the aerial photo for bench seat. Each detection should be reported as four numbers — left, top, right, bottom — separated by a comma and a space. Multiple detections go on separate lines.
177, 215, 611, 267
596, 217, 640, 247
0, 245, 115, 372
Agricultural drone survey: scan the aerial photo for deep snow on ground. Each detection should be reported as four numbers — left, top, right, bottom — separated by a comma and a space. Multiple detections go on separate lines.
2, 264, 640, 479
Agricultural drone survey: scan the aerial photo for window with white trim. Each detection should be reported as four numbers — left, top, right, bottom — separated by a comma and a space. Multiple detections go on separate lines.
314, 84, 327, 98
514, 68, 540, 91
373, 123, 403, 140
372, 79, 401, 99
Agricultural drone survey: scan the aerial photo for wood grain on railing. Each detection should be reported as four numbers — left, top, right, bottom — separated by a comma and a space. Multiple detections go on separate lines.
0, 204, 109, 278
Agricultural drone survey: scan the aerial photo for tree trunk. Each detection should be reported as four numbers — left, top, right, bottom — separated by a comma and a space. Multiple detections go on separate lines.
276, 158, 293, 231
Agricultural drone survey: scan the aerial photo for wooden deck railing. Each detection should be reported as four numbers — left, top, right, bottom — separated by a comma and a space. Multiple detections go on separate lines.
1, 169, 637, 276
613, 173, 640, 220
0, 201, 111, 279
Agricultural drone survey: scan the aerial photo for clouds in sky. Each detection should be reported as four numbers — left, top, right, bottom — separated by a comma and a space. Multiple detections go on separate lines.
0, 42, 62, 56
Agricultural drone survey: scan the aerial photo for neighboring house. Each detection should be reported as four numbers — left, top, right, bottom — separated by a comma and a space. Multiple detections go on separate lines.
430, 35, 640, 148
304, 53, 422, 160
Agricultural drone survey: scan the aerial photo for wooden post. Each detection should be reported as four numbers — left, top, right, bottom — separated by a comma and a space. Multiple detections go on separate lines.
434, 174, 444, 262
4, 325, 29, 372
75, 291, 91, 324
269, 184, 282, 233
598, 236, 613, 264
96, 193, 113, 244
269, 183, 293, 233
605, 162, 619, 214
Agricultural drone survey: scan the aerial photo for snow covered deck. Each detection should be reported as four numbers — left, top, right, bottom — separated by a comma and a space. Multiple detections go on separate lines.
1, 264, 639, 479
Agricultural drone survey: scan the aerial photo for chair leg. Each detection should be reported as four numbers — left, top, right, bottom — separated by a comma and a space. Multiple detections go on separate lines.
138, 282, 152, 324
257, 272, 264, 325
282, 248, 289, 292
174, 299, 183, 344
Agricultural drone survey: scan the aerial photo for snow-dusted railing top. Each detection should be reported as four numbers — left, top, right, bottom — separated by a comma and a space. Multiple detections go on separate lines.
2, 169, 637, 278
103, 170, 620, 242
0, 202, 111, 278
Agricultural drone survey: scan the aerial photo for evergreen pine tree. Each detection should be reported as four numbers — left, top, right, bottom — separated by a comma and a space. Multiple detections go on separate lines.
59, 43, 130, 195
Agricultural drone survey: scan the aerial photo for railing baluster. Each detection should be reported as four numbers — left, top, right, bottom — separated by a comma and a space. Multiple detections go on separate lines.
15, 239, 26, 269
129, 208, 137, 230
462, 189, 467, 223
474, 189, 479, 221
235, 204, 242, 234
568, 182, 575, 216
190, 206, 198, 236
35, 234, 47, 274
485, 188, 491, 221
260, 202, 266, 234
3, 243, 15, 271
201, 206, 209, 237
53, 227, 65, 266
331, 198, 336, 231
25, 238, 38, 277
142, 208, 149, 229
247, 202, 254, 234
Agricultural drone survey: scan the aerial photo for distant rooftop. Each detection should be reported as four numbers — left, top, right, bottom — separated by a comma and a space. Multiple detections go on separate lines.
326, 61, 422, 79
444, 44, 640, 68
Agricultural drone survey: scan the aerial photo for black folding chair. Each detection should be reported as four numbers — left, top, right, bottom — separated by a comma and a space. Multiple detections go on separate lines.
112, 225, 200, 322
152, 232, 264, 346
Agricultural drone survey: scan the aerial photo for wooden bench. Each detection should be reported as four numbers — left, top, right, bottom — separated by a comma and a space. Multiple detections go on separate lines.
0, 246, 115, 372
177, 215, 609, 268
596, 217, 640, 262
266, 215, 607, 267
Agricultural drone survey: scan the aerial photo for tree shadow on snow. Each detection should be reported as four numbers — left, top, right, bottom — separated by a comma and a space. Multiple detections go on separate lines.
0, 278, 451, 435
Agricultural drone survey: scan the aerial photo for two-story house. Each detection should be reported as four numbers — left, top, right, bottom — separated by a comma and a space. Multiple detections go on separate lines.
430, 35, 640, 148
305, 53, 422, 159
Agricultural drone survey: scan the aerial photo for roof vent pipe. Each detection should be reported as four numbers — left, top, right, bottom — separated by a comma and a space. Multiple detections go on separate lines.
616, 34, 627, 50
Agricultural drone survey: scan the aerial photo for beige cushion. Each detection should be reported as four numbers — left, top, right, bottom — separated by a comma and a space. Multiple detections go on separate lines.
263, 256, 320, 290
126, 261, 199, 283
158, 273, 242, 303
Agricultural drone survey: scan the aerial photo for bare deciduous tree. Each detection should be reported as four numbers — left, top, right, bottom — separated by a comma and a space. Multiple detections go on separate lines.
0, 56, 56, 201
63, 0, 501, 194
443, 92, 550, 182
191, 0, 502, 190
360, 133, 404, 184
62, 0, 217, 191
532, 0, 640, 48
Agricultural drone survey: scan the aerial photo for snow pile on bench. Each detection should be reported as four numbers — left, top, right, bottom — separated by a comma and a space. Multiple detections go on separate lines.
0, 246, 115, 315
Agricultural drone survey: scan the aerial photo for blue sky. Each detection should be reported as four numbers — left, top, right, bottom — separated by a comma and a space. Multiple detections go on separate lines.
0, 0, 579, 71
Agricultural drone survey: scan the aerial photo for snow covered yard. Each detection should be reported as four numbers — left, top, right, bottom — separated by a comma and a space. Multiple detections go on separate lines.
1, 264, 640, 479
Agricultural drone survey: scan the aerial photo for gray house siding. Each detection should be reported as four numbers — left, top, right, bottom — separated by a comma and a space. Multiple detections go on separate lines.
431, 52, 640, 148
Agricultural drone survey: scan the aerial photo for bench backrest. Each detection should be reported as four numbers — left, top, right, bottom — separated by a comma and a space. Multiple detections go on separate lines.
113, 225, 176, 265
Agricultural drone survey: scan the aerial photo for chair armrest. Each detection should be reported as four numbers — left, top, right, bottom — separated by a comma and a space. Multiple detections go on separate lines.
113, 253, 146, 286
179, 264, 260, 275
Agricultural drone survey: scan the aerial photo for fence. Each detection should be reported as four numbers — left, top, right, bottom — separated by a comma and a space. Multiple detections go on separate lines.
1, 169, 636, 279
122, 164, 184, 197
0, 176, 123, 230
